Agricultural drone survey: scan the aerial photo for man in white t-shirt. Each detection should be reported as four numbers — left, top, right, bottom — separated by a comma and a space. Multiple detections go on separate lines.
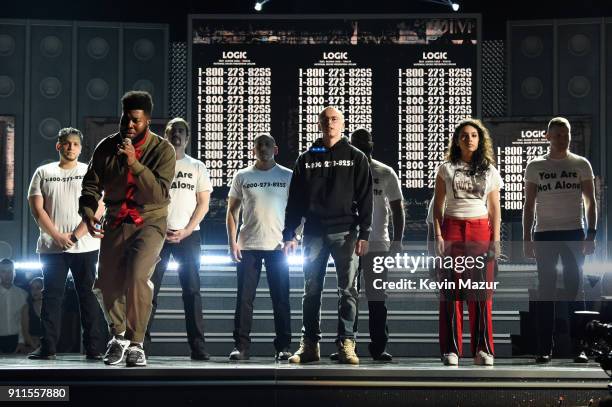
523, 117, 597, 364
342, 128, 404, 361
227, 133, 293, 361
27, 127, 106, 360
145, 118, 212, 360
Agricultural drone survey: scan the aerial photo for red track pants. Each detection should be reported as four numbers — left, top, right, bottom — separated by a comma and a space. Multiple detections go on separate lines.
438, 217, 495, 357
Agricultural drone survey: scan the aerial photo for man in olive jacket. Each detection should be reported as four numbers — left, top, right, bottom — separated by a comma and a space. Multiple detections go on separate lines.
79, 91, 176, 367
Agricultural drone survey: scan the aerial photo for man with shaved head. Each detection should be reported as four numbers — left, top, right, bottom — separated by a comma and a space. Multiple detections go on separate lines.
283, 106, 373, 365
226, 133, 293, 361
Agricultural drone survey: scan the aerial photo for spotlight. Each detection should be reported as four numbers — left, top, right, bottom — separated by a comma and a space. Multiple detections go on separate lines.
14, 261, 43, 270
254, 0, 269, 11
420, 0, 460, 11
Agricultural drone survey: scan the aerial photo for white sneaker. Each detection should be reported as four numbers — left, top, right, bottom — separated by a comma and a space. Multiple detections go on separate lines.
103, 336, 131, 365
474, 350, 494, 366
442, 352, 459, 366
125, 344, 147, 367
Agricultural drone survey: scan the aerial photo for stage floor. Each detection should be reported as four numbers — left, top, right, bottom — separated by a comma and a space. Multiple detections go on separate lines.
2, 356, 610, 406
1, 355, 609, 384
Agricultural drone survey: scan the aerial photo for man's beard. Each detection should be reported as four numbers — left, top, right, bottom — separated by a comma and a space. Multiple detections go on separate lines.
171, 136, 183, 148
60, 151, 77, 161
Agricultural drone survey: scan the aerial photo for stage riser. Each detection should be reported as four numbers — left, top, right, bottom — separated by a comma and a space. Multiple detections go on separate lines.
156, 291, 530, 312
150, 315, 521, 335
147, 341, 514, 357
161, 271, 537, 290
0, 383, 603, 406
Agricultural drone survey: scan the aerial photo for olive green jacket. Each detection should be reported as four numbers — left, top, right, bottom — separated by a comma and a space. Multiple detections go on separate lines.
79, 131, 176, 223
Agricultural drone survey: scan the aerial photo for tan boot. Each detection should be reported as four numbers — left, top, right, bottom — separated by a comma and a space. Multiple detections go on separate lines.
288, 338, 320, 364
337, 338, 359, 365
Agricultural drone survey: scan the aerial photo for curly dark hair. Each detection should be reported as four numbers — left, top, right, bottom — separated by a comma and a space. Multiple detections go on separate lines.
445, 118, 496, 174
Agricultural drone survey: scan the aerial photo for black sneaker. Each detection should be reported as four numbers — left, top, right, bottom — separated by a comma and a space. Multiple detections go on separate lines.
275, 349, 292, 361
103, 336, 130, 365
27, 347, 56, 360
125, 344, 147, 367
535, 354, 552, 364
372, 351, 393, 362
229, 347, 249, 361
369, 343, 392, 361
85, 351, 104, 361
574, 352, 588, 363
329, 352, 339, 361
191, 350, 210, 361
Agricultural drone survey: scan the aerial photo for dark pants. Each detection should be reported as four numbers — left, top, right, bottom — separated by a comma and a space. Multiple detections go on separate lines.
0, 335, 18, 353
146, 232, 206, 353
39, 251, 105, 354
354, 252, 389, 355
302, 231, 359, 342
534, 229, 586, 356
233, 250, 291, 351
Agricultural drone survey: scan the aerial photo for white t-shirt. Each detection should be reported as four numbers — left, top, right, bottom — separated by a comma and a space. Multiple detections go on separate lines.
426, 198, 434, 224
167, 155, 213, 231
369, 160, 403, 252
228, 164, 292, 250
28, 162, 100, 254
524, 152, 594, 232
436, 161, 503, 218
0, 285, 27, 341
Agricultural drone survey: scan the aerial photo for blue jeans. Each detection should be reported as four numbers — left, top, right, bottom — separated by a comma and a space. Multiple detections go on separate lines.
301, 230, 359, 342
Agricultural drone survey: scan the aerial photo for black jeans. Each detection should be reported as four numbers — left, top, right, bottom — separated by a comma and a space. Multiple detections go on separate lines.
533, 229, 586, 355
233, 250, 291, 351
355, 251, 389, 355
147, 233, 206, 353
39, 251, 105, 354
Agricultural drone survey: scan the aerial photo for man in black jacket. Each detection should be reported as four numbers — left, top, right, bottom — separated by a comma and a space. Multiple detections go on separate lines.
283, 106, 373, 364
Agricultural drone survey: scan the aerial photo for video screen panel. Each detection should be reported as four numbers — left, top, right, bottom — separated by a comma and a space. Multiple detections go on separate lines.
0, 115, 15, 221
189, 16, 481, 241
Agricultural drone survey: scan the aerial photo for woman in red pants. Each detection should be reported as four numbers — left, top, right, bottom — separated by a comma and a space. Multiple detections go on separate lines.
432, 118, 502, 366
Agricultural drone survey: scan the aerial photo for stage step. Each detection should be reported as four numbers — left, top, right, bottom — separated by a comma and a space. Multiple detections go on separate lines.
155, 287, 531, 312
150, 309, 521, 335
160, 268, 538, 290
148, 333, 513, 357
149, 263, 533, 357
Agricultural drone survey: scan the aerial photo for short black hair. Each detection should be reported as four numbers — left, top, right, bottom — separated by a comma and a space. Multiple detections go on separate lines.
350, 128, 373, 156
121, 91, 153, 115
547, 116, 571, 133
57, 127, 83, 144
165, 118, 190, 139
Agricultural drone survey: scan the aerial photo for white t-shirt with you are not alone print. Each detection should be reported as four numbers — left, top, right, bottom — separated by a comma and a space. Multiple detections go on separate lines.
524, 152, 594, 233
435, 160, 503, 219
167, 155, 213, 231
